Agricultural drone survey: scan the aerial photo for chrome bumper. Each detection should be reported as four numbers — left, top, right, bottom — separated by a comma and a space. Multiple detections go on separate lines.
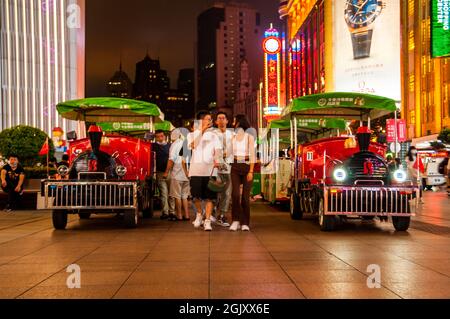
42, 180, 138, 210
324, 185, 418, 216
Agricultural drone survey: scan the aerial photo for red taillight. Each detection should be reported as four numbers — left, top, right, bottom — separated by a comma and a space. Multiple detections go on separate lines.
400, 191, 413, 195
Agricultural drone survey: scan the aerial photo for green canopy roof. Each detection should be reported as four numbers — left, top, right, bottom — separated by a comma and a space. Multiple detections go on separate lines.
282, 92, 397, 120
269, 118, 347, 130
155, 121, 175, 131
56, 97, 164, 123
97, 120, 174, 133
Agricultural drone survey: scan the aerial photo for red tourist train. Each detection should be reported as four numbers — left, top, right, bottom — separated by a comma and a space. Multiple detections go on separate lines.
40, 98, 161, 229
285, 93, 419, 231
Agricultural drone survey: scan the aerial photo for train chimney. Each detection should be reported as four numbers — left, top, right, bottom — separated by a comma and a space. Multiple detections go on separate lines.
356, 126, 371, 152
88, 125, 103, 153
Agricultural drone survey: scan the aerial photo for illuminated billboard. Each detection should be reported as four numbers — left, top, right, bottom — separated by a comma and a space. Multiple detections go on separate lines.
431, 0, 450, 58
333, 0, 401, 102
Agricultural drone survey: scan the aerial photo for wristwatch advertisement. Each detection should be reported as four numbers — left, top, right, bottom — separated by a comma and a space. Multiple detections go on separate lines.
344, 0, 385, 59
333, 0, 401, 103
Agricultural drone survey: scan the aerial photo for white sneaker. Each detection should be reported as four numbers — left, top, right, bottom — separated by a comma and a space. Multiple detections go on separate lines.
210, 215, 217, 223
193, 214, 203, 228
241, 225, 250, 231
204, 219, 212, 231
229, 221, 240, 231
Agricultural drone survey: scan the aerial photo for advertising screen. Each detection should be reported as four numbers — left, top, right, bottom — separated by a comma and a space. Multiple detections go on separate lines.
333, 0, 401, 102
431, 0, 450, 57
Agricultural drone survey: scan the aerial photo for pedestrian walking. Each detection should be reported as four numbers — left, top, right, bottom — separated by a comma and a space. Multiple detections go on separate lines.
229, 115, 256, 232
1, 155, 25, 212
188, 111, 222, 231
214, 111, 233, 227
164, 129, 190, 221
152, 130, 175, 219
405, 146, 425, 203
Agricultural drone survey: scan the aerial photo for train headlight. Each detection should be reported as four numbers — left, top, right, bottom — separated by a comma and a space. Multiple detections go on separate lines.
115, 165, 127, 177
393, 169, 407, 183
57, 165, 69, 177
333, 168, 347, 182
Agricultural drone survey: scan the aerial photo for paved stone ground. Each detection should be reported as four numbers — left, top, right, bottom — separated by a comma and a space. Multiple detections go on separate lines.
0, 191, 449, 299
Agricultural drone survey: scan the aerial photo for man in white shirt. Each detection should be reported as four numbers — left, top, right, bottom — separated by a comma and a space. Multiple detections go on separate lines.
214, 112, 233, 227
188, 111, 222, 231
164, 129, 190, 221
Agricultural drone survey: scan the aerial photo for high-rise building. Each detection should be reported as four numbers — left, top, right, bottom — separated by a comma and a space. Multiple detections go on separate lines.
133, 54, 169, 105
177, 68, 195, 120
164, 89, 191, 128
196, 2, 262, 113
178, 68, 194, 95
107, 62, 133, 98
233, 59, 258, 128
0, 0, 86, 135
196, 6, 225, 110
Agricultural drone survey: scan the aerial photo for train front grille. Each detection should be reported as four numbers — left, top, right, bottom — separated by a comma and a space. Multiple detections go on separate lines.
43, 181, 138, 209
325, 186, 417, 215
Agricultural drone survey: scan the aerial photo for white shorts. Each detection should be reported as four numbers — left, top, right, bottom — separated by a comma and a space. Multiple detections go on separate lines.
170, 179, 190, 199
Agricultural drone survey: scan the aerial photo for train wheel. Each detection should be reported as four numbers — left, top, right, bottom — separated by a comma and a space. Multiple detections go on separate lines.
124, 209, 138, 228
290, 192, 303, 220
52, 210, 68, 230
78, 213, 91, 219
392, 216, 410, 231
318, 198, 335, 231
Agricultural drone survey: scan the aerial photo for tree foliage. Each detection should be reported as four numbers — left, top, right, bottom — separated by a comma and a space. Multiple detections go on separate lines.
0, 125, 54, 166
438, 128, 450, 144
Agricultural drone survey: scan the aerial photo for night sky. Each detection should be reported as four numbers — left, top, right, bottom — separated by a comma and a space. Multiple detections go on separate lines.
85, 0, 280, 97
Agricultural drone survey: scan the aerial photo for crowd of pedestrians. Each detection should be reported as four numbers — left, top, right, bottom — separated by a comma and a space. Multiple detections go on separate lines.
156, 111, 256, 231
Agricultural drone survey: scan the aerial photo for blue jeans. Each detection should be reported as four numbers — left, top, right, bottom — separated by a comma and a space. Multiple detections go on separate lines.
216, 173, 231, 215
156, 172, 174, 215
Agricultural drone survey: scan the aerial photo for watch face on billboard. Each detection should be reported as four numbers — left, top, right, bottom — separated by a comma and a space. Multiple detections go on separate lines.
431, 0, 450, 58
334, 0, 401, 102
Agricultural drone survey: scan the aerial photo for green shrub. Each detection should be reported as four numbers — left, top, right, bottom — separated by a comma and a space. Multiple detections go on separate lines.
438, 128, 450, 144
0, 125, 54, 167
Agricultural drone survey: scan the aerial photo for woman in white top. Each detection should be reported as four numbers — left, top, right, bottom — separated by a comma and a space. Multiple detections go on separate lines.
229, 115, 256, 231
405, 146, 425, 203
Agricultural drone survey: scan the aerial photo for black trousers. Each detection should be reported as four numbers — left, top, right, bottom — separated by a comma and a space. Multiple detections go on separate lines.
231, 163, 253, 226
1, 183, 22, 209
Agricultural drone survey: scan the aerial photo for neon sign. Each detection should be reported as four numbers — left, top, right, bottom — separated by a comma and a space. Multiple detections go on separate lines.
263, 25, 282, 121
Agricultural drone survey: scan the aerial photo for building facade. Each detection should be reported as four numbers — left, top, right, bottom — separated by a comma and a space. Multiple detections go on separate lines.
233, 59, 258, 128
196, 6, 225, 110
177, 68, 195, 121
280, 0, 449, 139
0, 0, 85, 135
196, 2, 262, 114
164, 89, 192, 128
107, 62, 133, 98
401, 0, 450, 138
133, 54, 170, 105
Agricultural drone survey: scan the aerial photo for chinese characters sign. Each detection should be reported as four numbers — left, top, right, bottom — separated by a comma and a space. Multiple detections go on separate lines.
386, 119, 406, 142
431, 0, 450, 57
263, 26, 281, 121
267, 59, 278, 106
